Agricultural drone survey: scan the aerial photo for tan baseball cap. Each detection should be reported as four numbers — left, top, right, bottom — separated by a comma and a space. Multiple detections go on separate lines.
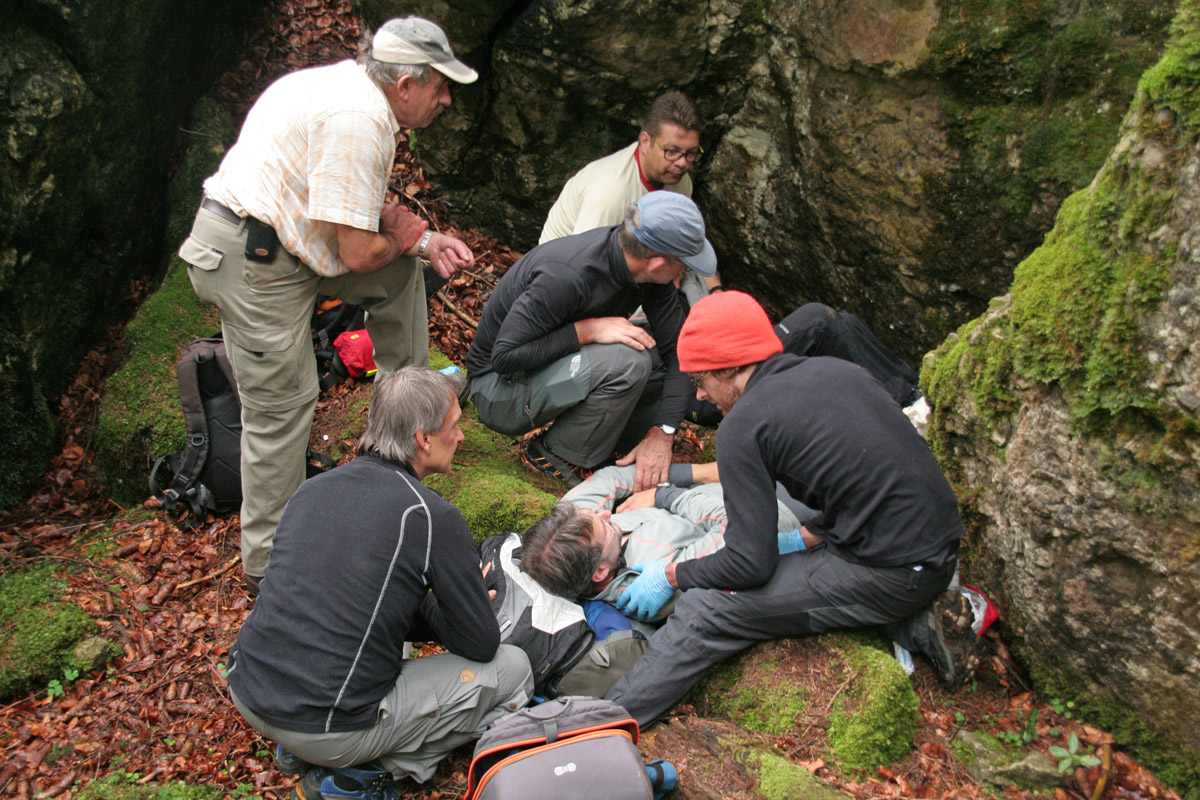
371, 16, 478, 84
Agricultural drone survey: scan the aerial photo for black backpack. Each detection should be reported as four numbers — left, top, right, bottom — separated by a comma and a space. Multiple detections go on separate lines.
480, 533, 597, 698
149, 337, 242, 522
312, 295, 366, 391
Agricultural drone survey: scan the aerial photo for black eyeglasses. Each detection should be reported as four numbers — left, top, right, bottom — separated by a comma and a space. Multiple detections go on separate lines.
652, 136, 703, 163
689, 372, 709, 389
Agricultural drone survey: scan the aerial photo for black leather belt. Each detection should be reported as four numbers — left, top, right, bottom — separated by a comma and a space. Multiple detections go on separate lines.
201, 197, 242, 224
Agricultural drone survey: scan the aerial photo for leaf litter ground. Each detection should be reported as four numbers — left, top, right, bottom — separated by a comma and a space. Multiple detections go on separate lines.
0, 1, 1184, 799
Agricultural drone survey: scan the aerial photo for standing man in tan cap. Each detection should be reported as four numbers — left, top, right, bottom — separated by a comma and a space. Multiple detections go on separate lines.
606, 291, 983, 727
177, 17, 478, 593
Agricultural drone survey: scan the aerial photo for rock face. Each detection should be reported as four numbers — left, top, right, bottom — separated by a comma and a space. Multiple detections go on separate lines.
926, 0, 1200, 787
0, 0, 255, 508
363, 0, 1173, 362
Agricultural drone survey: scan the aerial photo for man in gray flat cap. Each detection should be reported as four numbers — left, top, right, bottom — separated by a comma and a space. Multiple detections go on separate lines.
466, 191, 716, 492
177, 17, 477, 593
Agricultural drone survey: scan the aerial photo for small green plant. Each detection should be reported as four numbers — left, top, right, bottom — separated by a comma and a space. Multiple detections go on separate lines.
43, 741, 73, 766
955, 711, 967, 726
46, 679, 65, 698
996, 708, 1040, 746
1050, 733, 1102, 773
63, 666, 80, 682
1051, 698, 1076, 718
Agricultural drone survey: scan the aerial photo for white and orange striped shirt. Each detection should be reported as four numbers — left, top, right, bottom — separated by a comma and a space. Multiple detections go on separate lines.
204, 60, 401, 277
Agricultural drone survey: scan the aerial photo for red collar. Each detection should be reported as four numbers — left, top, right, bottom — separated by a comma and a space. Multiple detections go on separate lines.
633, 146, 657, 192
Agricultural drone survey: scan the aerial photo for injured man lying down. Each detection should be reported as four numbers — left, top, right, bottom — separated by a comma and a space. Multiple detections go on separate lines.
501, 463, 991, 702
520, 463, 820, 623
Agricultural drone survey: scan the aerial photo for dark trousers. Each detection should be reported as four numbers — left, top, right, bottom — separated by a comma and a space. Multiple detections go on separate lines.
471, 343, 664, 468
775, 303, 920, 407
606, 546, 953, 728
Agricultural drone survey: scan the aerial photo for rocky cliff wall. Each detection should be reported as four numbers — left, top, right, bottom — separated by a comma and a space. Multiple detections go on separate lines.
926, 1, 1200, 789
0, 0, 256, 508
360, 0, 1173, 362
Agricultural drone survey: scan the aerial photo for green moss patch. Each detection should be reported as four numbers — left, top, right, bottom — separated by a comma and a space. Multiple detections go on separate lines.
698, 644, 807, 736
920, 0, 1174, 303
1140, 0, 1200, 126
0, 563, 96, 701
77, 772, 220, 800
425, 410, 558, 544
746, 748, 847, 800
827, 635, 920, 772
93, 97, 233, 504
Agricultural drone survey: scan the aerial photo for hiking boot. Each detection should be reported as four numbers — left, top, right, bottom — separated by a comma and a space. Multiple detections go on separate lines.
316, 765, 402, 800
244, 573, 262, 597
522, 435, 590, 487
275, 744, 314, 775
911, 589, 988, 690
293, 768, 331, 800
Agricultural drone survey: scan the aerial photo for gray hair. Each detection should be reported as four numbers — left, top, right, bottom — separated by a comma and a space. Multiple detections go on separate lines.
617, 202, 661, 261
356, 366, 466, 464
520, 502, 603, 599
357, 26, 433, 89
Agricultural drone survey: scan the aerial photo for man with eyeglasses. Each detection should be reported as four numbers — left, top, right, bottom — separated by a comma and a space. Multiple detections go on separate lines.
466, 192, 714, 492
540, 91, 722, 306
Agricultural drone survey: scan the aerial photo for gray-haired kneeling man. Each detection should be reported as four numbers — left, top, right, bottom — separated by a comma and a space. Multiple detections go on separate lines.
228, 367, 533, 800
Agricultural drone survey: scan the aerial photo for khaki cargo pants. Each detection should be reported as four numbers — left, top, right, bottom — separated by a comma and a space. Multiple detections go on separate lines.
179, 203, 428, 578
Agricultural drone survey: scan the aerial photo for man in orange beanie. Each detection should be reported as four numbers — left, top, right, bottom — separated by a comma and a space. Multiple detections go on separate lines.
606, 291, 984, 727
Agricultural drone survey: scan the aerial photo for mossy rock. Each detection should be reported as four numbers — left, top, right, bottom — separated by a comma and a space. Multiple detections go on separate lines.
0, 562, 97, 701
826, 634, 920, 772
742, 747, 847, 800
691, 632, 919, 772
93, 97, 233, 505
951, 730, 1064, 791
920, 0, 1175, 307
77, 773, 220, 800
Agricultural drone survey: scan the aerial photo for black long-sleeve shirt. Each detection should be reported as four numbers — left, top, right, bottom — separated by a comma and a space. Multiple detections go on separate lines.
465, 226, 690, 428
228, 456, 498, 733
675, 354, 962, 591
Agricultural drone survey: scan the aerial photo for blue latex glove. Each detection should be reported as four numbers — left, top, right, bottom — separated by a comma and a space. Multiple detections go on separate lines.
616, 561, 674, 621
777, 528, 807, 554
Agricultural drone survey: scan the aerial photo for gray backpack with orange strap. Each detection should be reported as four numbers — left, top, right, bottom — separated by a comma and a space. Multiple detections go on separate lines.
466, 697, 659, 800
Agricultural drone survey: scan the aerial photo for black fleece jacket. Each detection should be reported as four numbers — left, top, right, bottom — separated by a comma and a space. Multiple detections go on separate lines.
228, 456, 498, 733
465, 226, 690, 428
675, 354, 962, 591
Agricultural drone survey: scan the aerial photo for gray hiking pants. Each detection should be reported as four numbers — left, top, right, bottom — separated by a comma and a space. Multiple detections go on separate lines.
231, 645, 533, 783
470, 343, 664, 468
606, 546, 954, 728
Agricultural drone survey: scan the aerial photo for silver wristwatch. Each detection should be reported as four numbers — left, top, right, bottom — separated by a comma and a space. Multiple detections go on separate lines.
417, 229, 434, 259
